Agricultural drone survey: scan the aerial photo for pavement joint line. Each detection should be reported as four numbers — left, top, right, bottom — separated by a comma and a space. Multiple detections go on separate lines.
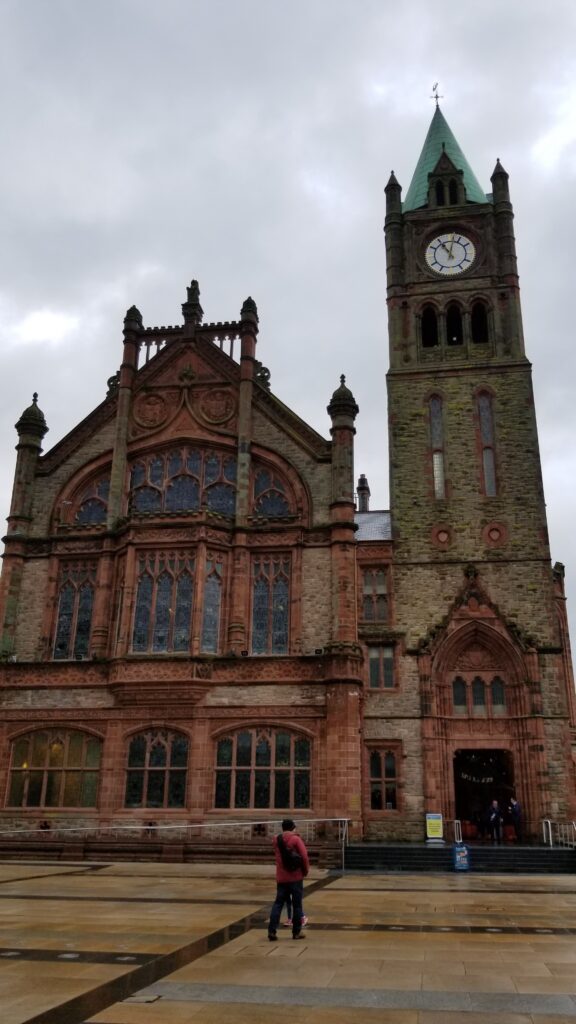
19, 871, 342, 1024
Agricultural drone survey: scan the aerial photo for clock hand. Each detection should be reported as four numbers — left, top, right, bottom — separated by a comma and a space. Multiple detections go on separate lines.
448, 233, 456, 258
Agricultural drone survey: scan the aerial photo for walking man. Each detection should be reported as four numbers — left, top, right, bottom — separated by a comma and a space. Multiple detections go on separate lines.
488, 799, 503, 844
509, 797, 523, 843
268, 819, 309, 941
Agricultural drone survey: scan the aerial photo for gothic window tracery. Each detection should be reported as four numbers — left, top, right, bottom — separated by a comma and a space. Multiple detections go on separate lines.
53, 563, 96, 660
129, 448, 237, 516
451, 674, 508, 717
214, 728, 310, 809
132, 552, 195, 653
7, 729, 102, 808
251, 555, 290, 654
252, 468, 291, 517
477, 392, 497, 496
75, 476, 110, 525
124, 729, 189, 808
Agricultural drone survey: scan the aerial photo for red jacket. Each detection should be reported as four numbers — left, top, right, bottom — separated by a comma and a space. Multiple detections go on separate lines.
273, 830, 310, 882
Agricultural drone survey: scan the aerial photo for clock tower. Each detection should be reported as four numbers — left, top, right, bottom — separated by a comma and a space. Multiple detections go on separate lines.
383, 105, 576, 832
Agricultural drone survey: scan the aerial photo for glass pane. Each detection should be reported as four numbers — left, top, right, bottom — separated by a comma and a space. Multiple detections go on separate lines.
255, 491, 290, 516
215, 770, 231, 808
236, 732, 252, 767
375, 595, 388, 621
429, 398, 443, 447
62, 771, 83, 806
217, 738, 233, 767
433, 452, 445, 500
45, 770, 61, 806
48, 740, 64, 768
149, 457, 164, 486
491, 678, 506, 707
254, 770, 270, 808
382, 648, 394, 688
85, 738, 102, 768
275, 733, 290, 767
234, 770, 250, 808
12, 737, 29, 768
483, 448, 497, 497
205, 483, 236, 515
149, 740, 167, 768
167, 770, 186, 808
370, 751, 381, 778
251, 577, 269, 654
201, 573, 221, 654
76, 498, 106, 524
26, 771, 44, 807
294, 738, 310, 767
132, 575, 153, 651
453, 678, 467, 706
369, 650, 380, 688
274, 771, 290, 808
67, 732, 84, 768
125, 770, 144, 807
167, 450, 183, 477
294, 770, 310, 808
271, 577, 289, 653
146, 771, 165, 808
187, 449, 202, 476
54, 583, 74, 659
165, 475, 199, 512
8, 772, 25, 806
174, 573, 193, 652
255, 470, 271, 497
170, 736, 189, 768
31, 732, 48, 766
131, 463, 146, 489
128, 735, 147, 768
384, 752, 396, 778
152, 573, 172, 652
81, 772, 99, 807
204, 454, 220, 485
478, 394, 494, 444
132, 486, 162, 513
255, 736, 271, 766
472, 679, 486, 706
73, 584, 94, 658
385, 784, 397, 810
223, 457, 237, 483
370, 783, 383, 810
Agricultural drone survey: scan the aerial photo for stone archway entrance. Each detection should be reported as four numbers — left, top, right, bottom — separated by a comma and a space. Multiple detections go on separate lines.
453, 749, 515, 831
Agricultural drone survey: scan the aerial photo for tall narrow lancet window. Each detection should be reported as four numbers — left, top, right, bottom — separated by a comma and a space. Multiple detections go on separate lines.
471, 301, 489, 344
446, 303, 463, 345
429, 396, 446, 500
435, 180, 445, 206
472, 677, 487, 716
452, 677, 467, 715
53, 564, 96, 660
251, 556, 291, 654
421, 305, 439, 348
477, 392, 497, 496
448, 178, 459, 204
201, 556, 223, 653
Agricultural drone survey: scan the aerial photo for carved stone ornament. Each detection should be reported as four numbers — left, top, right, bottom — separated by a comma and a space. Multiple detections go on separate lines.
454, 643, 497, 672
133, 393, 168, 429
198, 388, 236, 424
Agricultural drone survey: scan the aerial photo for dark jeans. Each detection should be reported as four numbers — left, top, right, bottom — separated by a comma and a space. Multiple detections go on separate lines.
489, 819, 502, 843
268, 880, 303, 937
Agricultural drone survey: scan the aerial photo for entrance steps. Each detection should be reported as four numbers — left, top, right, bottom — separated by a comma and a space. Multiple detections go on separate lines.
344, 842, 576, 873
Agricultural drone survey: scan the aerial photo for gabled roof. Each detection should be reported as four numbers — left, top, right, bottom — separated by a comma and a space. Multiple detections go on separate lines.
403, 106, 488, 212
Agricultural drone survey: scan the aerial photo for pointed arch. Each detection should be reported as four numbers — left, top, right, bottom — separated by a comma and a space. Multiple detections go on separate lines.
432, 621, 526, 686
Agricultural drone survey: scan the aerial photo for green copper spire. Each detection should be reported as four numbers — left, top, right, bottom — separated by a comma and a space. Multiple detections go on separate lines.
403, 106, 488, 211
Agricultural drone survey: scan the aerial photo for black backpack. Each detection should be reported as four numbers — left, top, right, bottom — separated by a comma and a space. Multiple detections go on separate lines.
277, 833, 303, 871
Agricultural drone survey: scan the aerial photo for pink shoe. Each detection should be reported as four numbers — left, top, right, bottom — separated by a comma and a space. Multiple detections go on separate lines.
283, 918, 292, 928
302, 915, 309, 927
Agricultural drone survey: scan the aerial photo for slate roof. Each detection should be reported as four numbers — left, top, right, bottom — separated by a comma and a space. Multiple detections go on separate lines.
355, 510, 392, 542
403, 106, 488, 212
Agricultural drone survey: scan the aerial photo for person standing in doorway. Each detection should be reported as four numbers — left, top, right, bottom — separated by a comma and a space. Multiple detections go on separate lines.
508, 797, 523, 843
268, 819, 310, 942
488, 800, 503, 844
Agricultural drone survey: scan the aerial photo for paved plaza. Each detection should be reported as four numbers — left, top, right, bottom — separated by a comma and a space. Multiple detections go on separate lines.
1, 860, 576, 1022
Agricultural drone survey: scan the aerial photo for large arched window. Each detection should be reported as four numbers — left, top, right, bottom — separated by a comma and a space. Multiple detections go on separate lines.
53, 563, 96, 660
125, 729, 189, 808
74, 476, 110, 525
7, 730, 102, 808
252, 468, 291, 517
251, 555, 290, 654
421, 305, 439, 348
129, 448, 237, 516
215, 729, 311, 809
446, 304, 463, 345
429, 396, 445, 500
477, 392, 497, 496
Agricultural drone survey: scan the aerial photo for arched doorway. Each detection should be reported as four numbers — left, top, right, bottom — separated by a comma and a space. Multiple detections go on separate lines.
453, 749, 514, 833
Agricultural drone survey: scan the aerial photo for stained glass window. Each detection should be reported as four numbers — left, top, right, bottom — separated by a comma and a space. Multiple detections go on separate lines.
214, 729, 310, 809
129, 448, 237, 516
369, 747, 398, 811
251, 556, 290, 654
74, 475, 111, 525
477, 393, 497, 496
201, 559, 222, 653
124, 730, 189, 808
7, 730, 102, 808
429, 396, 445, 500
491, 677, 506, 714
252, 468, 291, 517
53, 564, 96, 660
132, 553, 195, 653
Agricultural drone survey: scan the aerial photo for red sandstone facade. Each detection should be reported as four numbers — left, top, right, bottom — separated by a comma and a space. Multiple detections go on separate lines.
1, 110, 575, 844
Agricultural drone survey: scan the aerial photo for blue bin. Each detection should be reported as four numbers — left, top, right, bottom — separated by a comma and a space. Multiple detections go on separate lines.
453, 843, 470, 871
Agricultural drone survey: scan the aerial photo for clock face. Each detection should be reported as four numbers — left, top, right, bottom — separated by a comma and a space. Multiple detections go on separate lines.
425, 232, 476, 276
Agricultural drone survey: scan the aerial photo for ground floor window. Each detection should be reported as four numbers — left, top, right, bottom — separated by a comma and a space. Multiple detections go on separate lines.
368, 747, 399, 811
215, 728, 310, 809
125, 729, 189, 808
7, 729, 101, 808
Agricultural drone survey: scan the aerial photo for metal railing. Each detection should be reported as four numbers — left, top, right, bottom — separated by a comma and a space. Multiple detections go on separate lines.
0, 817, 350, 870
541, 819, 576, 848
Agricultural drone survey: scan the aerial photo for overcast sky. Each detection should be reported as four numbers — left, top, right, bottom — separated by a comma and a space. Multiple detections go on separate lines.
2, 1, 576, 643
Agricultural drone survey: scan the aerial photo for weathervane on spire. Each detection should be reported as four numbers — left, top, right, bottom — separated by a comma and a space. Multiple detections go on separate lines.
430, 82, 443, 107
